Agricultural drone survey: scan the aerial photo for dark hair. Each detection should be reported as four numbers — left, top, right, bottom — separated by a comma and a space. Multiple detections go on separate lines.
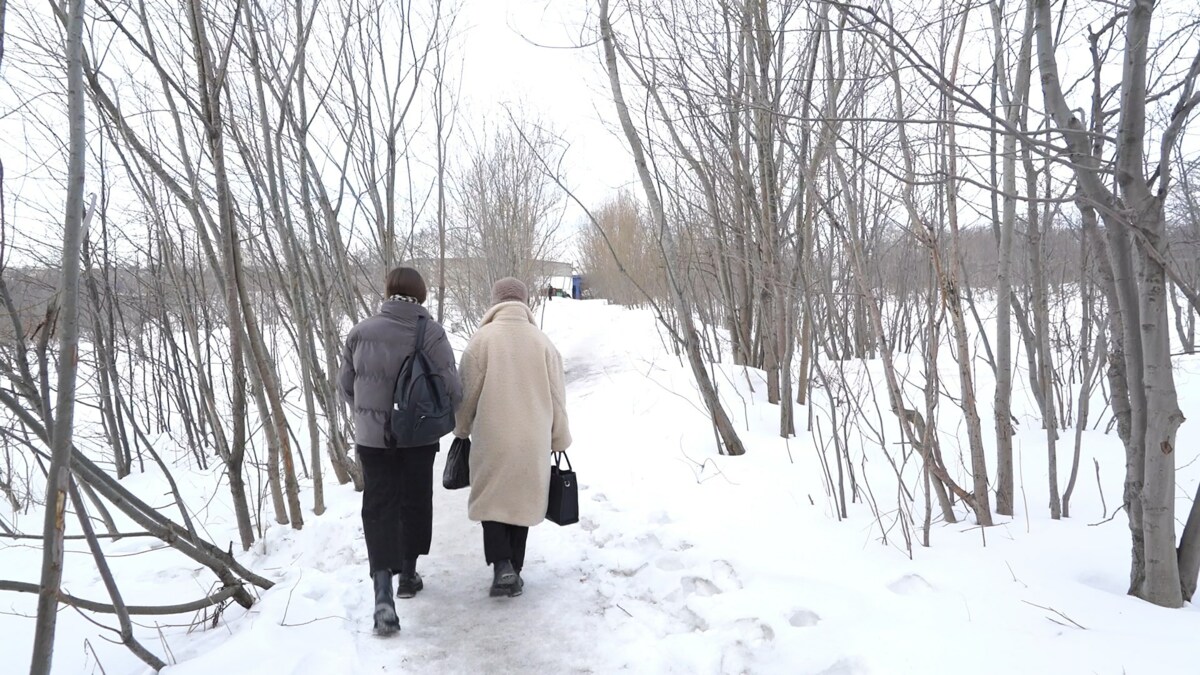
385, 267, 427, 304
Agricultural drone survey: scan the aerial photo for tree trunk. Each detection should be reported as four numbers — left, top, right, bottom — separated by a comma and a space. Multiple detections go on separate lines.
1025, 157, 1060, 519
945, 15, 993, 526
1137, 205, 1184, 607
988, 0, 1033, 517
1064, 326, 1101, 518
30, 2, 87, 671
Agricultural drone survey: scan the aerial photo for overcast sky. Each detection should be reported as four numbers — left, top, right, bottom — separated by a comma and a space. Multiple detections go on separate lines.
454, 0, 638, 242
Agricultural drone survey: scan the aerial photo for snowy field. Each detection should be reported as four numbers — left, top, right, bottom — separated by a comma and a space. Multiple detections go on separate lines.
3, 298, 1200, 674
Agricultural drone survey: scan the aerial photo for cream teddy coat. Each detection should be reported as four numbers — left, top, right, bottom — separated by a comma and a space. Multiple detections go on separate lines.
454, 301, 572, 526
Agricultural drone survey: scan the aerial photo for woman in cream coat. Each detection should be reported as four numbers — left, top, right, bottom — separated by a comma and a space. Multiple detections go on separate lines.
453, 277, 572, 597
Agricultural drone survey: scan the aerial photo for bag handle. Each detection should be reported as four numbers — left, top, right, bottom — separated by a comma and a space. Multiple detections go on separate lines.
551, 450, 572, 472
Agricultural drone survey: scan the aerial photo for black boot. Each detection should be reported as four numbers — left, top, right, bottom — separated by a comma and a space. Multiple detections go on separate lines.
395, 558, 423, 599
372, 571, 400, 636
490, 559, 521, 598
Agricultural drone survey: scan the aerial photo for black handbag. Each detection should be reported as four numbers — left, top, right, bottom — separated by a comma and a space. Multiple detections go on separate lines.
442, 437, 470, 490
546, 451, 578, 526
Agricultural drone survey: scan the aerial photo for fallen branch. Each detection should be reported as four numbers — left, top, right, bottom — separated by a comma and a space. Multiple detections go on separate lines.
0, 580, 243, 616
0, 392, 271, 600
0, 532, 155, 541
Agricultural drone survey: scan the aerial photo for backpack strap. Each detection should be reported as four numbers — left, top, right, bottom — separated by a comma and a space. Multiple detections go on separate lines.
414, 314, 428, 354
412, 314, 444, 401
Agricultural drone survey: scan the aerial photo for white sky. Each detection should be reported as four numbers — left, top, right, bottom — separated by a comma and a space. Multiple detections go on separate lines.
453, 1, 639, 243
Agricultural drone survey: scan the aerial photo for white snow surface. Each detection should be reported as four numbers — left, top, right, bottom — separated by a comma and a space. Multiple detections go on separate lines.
3, 298, 1200, 674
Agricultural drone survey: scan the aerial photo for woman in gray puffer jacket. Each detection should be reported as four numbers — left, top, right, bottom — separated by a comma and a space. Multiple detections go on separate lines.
339, 267, 461, 636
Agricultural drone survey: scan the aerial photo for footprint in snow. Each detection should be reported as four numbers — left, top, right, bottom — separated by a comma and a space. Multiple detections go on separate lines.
663, 576, 720, 604
580, 516, 600, 532
733, 617, 776, 644
608, 562, 649, 578
678, 606, 710, 632
314, 545, 358, 573
788, 609, 821, 627
299, 579, 337, 602
887, 573, 934, 595
680, 576, 722, 597
710, 559, 743, 591
635, 533, 662, 551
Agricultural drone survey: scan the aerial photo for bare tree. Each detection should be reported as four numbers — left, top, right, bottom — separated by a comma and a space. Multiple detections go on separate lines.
579, 192, 666, 306
431, 11, 461, 323
1034, 0, 1199, 606
988, 0, 1034, 518
29, 0, 88, 671
449, 116, 565, 326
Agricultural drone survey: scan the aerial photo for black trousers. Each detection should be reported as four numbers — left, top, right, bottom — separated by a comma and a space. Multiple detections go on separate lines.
358, 443, 437, 575
482, 521, 529, 572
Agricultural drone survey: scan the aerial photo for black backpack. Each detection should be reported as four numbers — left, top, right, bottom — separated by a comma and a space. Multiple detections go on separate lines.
385, 315, 455, 448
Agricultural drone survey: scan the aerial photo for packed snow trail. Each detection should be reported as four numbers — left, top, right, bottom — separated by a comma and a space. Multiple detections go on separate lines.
156, 301, 755, 674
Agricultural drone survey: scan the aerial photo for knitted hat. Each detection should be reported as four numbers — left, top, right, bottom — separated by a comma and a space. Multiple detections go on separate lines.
491, 277, 529, 305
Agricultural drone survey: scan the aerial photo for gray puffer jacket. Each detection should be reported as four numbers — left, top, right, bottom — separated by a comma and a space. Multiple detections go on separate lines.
338, 299, 462, 449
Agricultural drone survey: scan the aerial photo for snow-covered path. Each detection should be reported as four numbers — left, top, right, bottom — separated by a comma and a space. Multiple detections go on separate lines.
161, 300, 768, 675
222, 454, 609, 675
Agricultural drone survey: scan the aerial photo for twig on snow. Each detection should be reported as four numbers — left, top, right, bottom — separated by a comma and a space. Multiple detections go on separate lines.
678, 448, 739, 486
83, 639, 110, 675
1089, 504, 1125, 527
1006, 562, 1028, 589
1021, 600, 1087, 630
281, 615, 349, 628
157, 623, 177, 665
280, 568, 302, 626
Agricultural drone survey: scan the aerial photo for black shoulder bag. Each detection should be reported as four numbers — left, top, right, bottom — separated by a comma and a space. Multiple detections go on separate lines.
546, 451, 578, 526
442, 437, 470, 490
